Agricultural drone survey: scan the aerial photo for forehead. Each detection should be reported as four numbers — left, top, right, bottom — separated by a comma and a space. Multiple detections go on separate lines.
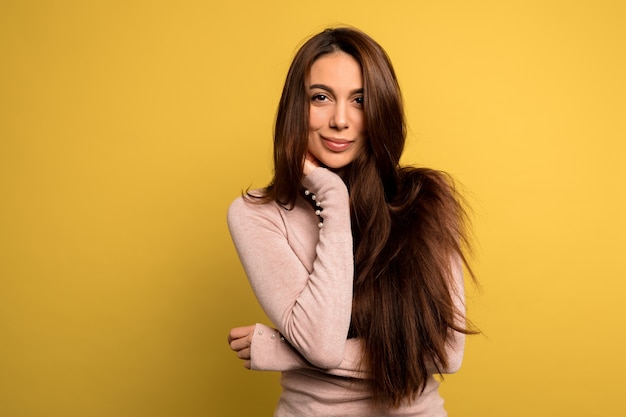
308, 52, 362, 86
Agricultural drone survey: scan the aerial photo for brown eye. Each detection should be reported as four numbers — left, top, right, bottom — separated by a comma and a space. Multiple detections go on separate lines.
312, 94, 328, 102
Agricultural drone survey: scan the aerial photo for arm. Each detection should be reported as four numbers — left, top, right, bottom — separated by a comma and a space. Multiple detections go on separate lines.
229, 254, 467, 377
227, 168, 354, 369
229, 323, 369, 377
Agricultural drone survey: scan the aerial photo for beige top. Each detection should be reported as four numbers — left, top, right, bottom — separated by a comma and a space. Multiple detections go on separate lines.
228, 167, 465, 416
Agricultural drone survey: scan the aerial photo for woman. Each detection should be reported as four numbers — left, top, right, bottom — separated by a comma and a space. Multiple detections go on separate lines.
227, 27, 475, 416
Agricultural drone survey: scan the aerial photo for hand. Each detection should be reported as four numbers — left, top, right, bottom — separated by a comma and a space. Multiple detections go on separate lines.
303, 151, 321, 176
228, 325, 256, 369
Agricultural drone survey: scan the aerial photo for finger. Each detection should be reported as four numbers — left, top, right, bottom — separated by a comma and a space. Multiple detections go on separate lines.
305, 151, 319, 164
229, 336, 251, 352
237, 347, 251, 360
303, 158, 320, 176
228, 325, 255, 344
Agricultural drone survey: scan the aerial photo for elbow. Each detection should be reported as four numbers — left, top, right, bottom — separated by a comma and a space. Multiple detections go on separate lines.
291, 329, 347, 368
302, 343, 345, 369
282, 310, 351, 369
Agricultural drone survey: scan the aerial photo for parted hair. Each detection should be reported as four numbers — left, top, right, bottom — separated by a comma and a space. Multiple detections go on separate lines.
261, 27, 475, 407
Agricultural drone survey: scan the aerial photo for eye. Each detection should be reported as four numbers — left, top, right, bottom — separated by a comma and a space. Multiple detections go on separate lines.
354, 96, 364, 106
312, 94, 328, 102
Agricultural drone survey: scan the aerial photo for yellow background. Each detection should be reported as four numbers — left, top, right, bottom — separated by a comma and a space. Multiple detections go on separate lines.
1, 0, 624, 416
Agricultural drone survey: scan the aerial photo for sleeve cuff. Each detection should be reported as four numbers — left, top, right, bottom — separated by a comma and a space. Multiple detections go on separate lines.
250, 323, 310, 372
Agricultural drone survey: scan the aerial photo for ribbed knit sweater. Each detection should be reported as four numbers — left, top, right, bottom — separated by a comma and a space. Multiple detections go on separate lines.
227, 168, 466, 416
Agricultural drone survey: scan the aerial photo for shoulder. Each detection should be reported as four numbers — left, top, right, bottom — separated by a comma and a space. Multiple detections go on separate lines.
396, 167, 459, 205
399, 166, 454, 190
228, 191, 277, 219
227, 192, 288, 234
389, 167, 464, 230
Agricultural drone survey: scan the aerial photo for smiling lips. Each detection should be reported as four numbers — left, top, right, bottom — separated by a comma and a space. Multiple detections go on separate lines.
321, 136, 353, 152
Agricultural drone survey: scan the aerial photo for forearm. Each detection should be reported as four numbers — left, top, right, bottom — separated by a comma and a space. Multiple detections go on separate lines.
249, 255, 467, 376
250, 323, 368, 378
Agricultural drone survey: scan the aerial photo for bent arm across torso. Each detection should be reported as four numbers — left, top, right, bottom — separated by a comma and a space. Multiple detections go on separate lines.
247, 254, 468, 378
227, 168, 354, 369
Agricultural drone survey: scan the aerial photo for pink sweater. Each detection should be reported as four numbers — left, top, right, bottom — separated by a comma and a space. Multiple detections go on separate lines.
228, 168, 466, 416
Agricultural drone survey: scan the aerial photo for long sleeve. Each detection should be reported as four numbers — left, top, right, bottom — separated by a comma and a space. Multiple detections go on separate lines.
227, 168, 354, 369
247, 254, 467, 378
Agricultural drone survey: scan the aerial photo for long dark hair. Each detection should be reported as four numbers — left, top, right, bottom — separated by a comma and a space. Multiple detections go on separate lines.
261, 27, 475, 407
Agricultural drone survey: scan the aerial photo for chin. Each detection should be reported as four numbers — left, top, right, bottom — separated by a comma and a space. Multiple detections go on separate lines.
322, 163, 350, 171
320, 159, 355, 176
318, 156, 356, 170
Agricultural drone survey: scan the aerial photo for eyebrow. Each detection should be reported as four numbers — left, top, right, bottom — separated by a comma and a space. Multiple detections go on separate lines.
309, 83, 364, 95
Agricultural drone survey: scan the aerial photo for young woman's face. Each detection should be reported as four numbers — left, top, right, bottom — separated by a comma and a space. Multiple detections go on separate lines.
307, 52, 366, 171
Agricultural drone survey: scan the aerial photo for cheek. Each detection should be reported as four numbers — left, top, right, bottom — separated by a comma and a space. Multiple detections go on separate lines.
355, 112, 365, 130
308, 107, 326, 130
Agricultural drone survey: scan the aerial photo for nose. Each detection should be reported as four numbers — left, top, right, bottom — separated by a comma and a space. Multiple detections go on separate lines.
330, 102, 348, 130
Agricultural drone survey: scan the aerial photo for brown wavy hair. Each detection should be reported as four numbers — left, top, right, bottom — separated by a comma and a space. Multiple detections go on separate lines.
261, 27, 476, 407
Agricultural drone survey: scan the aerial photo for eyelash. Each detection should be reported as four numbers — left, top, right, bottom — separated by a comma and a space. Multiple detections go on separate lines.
311, 94, 365, 105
